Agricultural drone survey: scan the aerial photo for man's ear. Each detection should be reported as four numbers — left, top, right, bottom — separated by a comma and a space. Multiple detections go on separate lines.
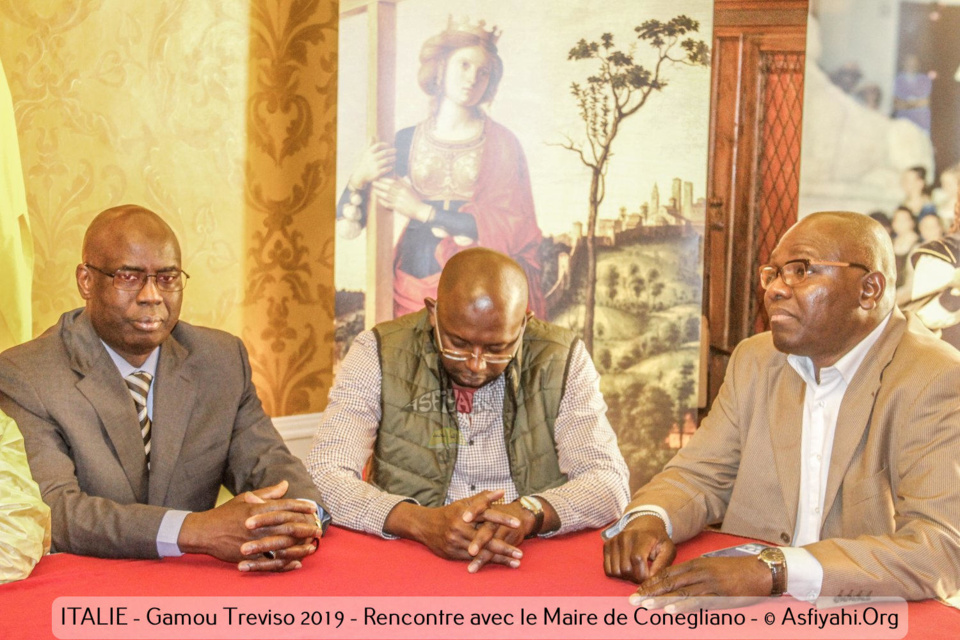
76, 263, 93, 301
859, 272, 886, 310
424, 297, 437, 323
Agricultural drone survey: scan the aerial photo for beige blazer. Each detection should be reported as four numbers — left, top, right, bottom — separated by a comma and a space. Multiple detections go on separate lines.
629, 310, 960, 600
0, 309, 323, 559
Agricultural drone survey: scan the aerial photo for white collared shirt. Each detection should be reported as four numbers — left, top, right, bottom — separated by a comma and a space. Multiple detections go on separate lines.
780, 311, 892, 600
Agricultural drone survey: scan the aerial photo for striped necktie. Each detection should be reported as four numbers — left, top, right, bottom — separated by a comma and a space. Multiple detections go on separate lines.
125, 371, 153, 470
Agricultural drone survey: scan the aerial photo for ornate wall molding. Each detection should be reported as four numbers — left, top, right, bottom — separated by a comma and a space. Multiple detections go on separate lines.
243, 0, 338, 416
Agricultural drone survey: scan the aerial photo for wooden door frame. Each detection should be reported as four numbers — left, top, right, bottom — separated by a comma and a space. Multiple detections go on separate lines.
702, 1, 808, 410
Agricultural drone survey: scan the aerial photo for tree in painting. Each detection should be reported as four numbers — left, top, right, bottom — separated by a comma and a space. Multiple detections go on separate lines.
562, 16, 709, 352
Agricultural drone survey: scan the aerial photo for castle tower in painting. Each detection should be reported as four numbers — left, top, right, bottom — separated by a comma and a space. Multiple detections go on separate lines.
683, 181, 694, 217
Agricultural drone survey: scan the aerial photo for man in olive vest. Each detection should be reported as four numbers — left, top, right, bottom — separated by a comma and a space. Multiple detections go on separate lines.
308, 248, 629, 571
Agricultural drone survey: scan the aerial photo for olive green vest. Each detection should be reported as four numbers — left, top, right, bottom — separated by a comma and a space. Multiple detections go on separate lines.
371, 309, 575, 506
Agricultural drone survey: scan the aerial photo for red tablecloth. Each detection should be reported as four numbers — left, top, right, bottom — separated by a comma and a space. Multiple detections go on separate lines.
1, 527, 957, 639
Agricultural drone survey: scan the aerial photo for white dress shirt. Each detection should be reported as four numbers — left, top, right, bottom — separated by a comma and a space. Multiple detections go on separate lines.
780, 311, 891, 600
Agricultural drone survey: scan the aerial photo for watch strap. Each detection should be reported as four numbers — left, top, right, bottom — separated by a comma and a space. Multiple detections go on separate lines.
757, 547, 788, 596
518, 496, 545, 538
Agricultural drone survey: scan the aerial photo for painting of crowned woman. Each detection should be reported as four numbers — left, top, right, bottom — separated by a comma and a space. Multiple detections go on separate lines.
337, 16, 544, 318
336, 0, 713, 488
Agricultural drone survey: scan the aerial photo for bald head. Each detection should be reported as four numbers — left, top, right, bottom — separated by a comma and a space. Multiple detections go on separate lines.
83, 205, 180, 265
790, 211, 896, 312
765, 211, 897, 371
437, 248, 529, 321
430, 249, 529, 388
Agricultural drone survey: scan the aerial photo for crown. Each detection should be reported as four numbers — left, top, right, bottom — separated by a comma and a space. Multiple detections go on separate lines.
446, 15, 501, 45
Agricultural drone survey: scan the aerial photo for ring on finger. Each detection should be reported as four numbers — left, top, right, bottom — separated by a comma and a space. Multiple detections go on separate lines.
263, 550, 276, 560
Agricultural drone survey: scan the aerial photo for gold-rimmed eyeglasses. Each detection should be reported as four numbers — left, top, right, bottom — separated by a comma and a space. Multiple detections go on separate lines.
759, 258, 871, 290
84, 263, 190, 292
431, 309, 524, 365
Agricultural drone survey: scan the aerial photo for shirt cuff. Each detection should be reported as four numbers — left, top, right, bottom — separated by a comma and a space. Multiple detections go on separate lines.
375, 496, 420, 540
296, 499, 332, 533
781, 546, 824, 602
156, 510, 189, 557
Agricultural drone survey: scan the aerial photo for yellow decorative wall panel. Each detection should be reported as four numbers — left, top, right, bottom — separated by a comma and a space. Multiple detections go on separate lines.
0, 0, 338, 416
243, 0, 338, 416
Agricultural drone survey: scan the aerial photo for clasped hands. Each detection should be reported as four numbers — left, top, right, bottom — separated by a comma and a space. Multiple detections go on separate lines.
385, 489, 537, 574
603, 515, 772, 612
178, 480, 322, 573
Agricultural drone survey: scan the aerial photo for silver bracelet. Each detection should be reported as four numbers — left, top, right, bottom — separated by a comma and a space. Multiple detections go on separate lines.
632, 510, 669, 529
602, 509, 668, 541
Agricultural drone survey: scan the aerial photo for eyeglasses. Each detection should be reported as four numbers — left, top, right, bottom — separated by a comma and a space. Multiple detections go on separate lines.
758, 258, 871, 290
84, 263, 190, 292
432, 310, 524, 365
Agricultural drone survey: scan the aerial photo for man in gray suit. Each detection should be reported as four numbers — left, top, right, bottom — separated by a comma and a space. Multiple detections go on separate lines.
0, 204, 329, 572
604, 211, 960, 603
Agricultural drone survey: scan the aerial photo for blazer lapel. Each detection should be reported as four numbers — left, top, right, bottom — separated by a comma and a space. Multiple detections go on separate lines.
821, 311, 906, 521
768, 360, 804, 536
64, 312, 149, 503
148, 330, 196, 506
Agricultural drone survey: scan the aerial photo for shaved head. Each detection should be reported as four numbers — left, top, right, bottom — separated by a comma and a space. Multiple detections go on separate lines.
83, 204, 180, 265
437, 248, 528, 321
430, 248, 529, 388
791, 211, 896, 313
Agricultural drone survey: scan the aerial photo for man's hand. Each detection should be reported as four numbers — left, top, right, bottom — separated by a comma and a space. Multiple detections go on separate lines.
178, 480, 321, 572
628, 555, 772, 611
383, 490, 524, 569
603, 514, 676, 583
464, 497, 559, 574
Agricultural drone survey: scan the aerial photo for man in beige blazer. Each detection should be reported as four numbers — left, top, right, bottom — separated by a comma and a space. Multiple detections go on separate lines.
604, 211, 960, 603
0, 205, 329, 572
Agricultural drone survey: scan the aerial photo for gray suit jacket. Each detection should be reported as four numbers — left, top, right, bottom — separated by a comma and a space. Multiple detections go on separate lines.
628, 310, 960, 600
0, 309, 326, 559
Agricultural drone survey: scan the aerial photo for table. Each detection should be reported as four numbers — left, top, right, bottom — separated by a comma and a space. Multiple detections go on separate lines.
1, 527, 957, 639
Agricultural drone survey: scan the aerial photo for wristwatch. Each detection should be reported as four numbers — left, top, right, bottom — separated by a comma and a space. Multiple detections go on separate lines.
518, 496, 545, 538
757, 547, 787, 596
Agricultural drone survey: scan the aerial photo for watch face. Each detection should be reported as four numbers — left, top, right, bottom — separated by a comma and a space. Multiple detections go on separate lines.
759, 548, 784, 564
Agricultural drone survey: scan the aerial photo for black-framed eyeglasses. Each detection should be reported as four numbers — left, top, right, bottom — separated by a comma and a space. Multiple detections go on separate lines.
84, 263, 190, 292
758, 258, 871, 290
431, 308, 524, 365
